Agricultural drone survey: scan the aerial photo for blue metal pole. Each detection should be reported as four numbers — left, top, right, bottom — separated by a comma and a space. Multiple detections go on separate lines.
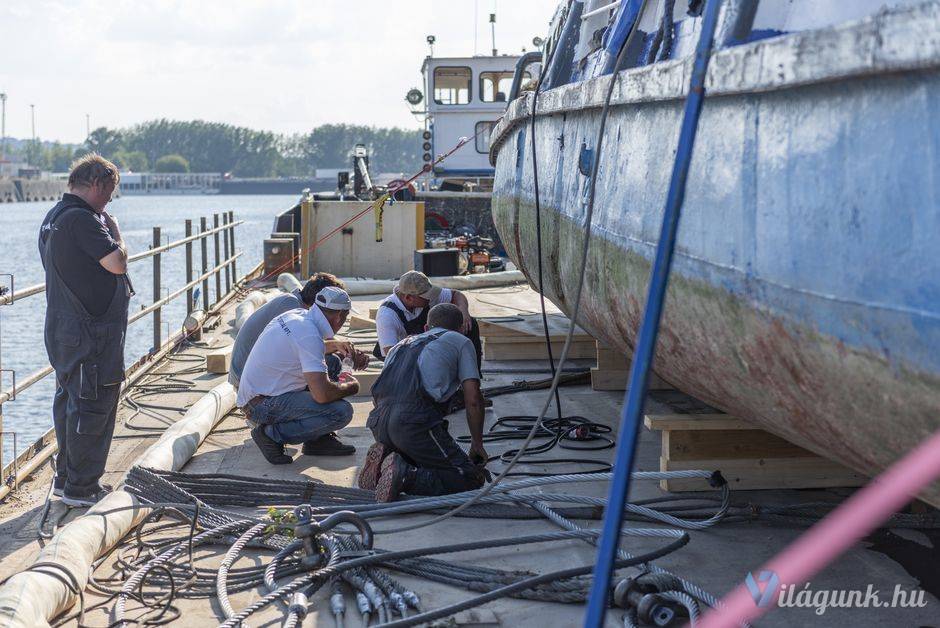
583, 1, 724, 625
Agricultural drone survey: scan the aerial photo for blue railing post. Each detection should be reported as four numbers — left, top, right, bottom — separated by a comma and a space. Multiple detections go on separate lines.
583, 0, 724, 625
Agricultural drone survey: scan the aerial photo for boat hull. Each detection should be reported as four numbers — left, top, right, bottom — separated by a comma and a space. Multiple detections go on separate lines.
491, 4, 940, 505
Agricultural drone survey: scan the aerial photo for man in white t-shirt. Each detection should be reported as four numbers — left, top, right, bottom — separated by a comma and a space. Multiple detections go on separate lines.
372, 270, 482, 370
236, 287, 364, 465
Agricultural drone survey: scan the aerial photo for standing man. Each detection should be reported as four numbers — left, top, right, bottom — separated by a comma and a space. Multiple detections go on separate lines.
236, 287, 361, 465
39, 154, 129, 507
373, 270, 482, 370
360, 303, 488, 502
228, 272, 366, 389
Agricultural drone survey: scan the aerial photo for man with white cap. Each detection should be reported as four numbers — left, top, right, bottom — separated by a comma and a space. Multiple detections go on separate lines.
373, 270, 482, 370
236, 286, 365, 464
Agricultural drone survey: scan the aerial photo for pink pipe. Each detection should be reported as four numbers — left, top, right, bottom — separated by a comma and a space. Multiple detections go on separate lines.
698, 429, 940, 628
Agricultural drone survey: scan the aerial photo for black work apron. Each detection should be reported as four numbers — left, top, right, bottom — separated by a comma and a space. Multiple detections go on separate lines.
40, 205, 131, 423
367, 331, 447, 430
372, 300, 428, 360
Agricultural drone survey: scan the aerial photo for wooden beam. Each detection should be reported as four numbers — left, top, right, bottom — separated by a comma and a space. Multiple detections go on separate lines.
347, 314, 376, 331
206, 345, 234, 374
483, 339, 597, 361
350, 370, 382, 395
644, 413, 755, 431
660, 456, 867, 492
591, 368, 672, 391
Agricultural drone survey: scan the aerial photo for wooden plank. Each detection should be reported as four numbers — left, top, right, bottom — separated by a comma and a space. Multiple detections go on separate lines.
206, 345, 233, 374
664, 428, 814, 461
347, 314, 376, 331
644, 413, 756, 431
591, 368, 672, 391
483, 339, 597, 361
660, 456, 867, 492
368, 307, 379, 320
477, 313, 591, 340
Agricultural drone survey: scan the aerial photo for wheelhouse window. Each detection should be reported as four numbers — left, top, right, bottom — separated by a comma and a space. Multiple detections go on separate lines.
475, 121, 497, 153
433, 67, 471, 105
479, 71, 526, 102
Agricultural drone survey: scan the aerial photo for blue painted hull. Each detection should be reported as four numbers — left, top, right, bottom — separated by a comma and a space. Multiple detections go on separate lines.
491, 3, 940, 504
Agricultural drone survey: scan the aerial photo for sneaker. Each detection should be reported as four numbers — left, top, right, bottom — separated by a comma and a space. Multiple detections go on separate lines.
251, 426, 293, 465
302, 432, 355, 457
374, 453, 410, 503
357, 443, 389, 490
61, 486, 112, 508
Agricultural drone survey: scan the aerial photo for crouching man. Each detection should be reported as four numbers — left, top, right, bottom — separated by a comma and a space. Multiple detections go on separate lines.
359, 303, 488, 502
236, 287, 362, 464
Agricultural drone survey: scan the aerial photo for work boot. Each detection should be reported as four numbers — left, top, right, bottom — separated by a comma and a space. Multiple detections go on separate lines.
374, 453, 413, 503
302, 432, 356, 456
251, 426, 293, 465
55, 481, 111, 499
61, 485, 112, 508
357, 443, 389, 490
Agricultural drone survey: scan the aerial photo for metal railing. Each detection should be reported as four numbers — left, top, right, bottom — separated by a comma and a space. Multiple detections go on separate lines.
0, 211, 245, 489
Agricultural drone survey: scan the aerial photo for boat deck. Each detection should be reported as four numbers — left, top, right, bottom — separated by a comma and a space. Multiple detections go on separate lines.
0, 284, 936, 626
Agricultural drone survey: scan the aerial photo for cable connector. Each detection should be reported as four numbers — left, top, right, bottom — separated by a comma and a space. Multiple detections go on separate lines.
389, 591, 406, 616
402, 590, 421, 610
708, 470, 727, 488
288, 592, 309, 619
330, 592, 346, 617
355, 591, 371, 615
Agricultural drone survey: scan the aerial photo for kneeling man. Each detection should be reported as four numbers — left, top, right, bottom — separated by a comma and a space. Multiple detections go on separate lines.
360, 303, 488, 501
236, 286, 363, 464
373, 270, 482, 370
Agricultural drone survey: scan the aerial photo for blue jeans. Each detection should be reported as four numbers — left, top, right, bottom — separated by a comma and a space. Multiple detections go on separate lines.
250, 390, 353, 445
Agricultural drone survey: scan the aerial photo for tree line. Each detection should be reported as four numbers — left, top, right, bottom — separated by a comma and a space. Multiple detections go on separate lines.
6, 120, 423, 177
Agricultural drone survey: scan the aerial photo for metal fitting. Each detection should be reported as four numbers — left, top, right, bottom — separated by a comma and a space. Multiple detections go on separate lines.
288, 592, 309, 619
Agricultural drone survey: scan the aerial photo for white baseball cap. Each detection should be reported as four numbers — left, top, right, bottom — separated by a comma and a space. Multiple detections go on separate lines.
315, 286, 352, 311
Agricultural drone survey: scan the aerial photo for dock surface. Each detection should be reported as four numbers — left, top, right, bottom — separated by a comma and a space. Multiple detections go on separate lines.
0, 284, 936, 626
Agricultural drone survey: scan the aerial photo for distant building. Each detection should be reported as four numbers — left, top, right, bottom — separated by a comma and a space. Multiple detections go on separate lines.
120, 172, 222, 195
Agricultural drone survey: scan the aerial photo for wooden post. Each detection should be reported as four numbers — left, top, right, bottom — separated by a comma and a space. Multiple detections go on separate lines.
228, 211, 237, 282
152, 226, 161, 350
213, 213, 221, 304
222, 212, 231, 293
184, 219, 193, 315
200, 216, 209, 312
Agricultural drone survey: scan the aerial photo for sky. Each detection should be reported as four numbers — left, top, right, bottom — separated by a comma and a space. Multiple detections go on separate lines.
0, 0, 557, 145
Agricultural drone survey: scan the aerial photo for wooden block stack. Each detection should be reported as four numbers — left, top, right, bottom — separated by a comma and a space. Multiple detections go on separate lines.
644, 413, 868, 492
478, 314, 596, 361
592, 342, 672, 391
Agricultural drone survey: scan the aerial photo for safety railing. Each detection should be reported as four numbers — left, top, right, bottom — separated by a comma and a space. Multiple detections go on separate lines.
0, 211, 246, 492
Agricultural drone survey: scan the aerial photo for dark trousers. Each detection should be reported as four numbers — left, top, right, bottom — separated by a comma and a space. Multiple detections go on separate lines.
371, 418, 484, 496
53, 369, 120, 496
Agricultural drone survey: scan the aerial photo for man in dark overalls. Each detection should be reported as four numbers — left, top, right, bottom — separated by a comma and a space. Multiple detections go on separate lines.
360, 303, 488, 502
38, 154, 130, 507
372, 270, 483, 370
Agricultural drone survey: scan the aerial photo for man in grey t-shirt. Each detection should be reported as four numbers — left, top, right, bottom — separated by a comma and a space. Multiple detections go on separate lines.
228, 272, 366, 387
360, 303, 488, 502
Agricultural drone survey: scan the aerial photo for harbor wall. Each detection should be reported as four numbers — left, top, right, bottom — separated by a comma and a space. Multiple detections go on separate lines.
0, 180, 16, 203
0, 178, 67, 202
